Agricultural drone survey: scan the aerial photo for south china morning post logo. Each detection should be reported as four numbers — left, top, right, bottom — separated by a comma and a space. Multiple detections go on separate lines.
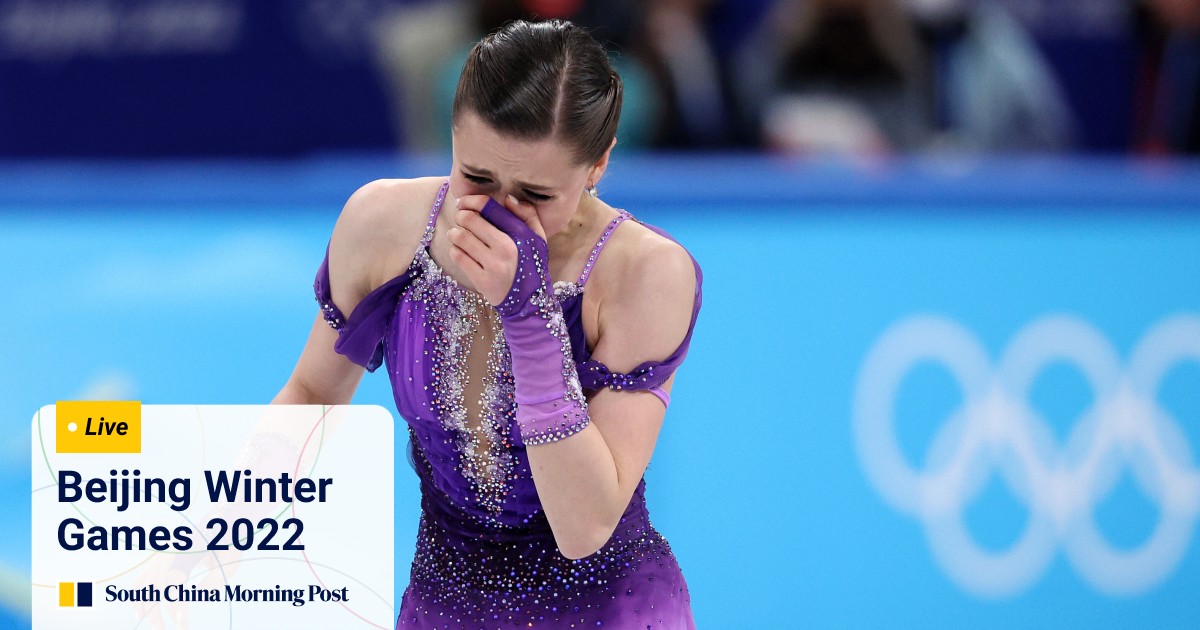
58, 581, 93, 607
98, 583, 349, 607
55, 400, 141, 453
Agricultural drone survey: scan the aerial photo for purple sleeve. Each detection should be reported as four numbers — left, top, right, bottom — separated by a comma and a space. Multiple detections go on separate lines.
480, 198, 592, 446
314, 244, 417, 372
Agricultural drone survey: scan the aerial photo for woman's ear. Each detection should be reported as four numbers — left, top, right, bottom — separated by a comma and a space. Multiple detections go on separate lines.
589, 137, 617, 185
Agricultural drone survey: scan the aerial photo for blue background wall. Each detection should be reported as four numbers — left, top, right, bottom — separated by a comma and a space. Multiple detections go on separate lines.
3, 155, 1199, 627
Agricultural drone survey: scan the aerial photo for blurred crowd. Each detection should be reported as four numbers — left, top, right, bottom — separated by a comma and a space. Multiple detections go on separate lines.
378, 0, 1200, 156
0, 0, 1195, 157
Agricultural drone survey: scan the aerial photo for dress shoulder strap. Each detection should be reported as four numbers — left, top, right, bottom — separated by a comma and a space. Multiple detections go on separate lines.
577, 209, 632, 287
420, 180, 450, 250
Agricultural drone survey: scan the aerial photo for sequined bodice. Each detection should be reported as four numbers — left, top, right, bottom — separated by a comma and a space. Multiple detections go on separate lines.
394, 244, 528, 526
312, 179, 703, 627
383, 184, 639, 535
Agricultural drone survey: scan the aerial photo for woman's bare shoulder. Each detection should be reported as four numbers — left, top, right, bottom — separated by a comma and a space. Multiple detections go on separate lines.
601, 214, 695, 291
327, 176, 445, 306
588, 212, 697, 366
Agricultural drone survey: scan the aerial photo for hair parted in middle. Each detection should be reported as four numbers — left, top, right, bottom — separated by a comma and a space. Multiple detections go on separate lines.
452, 19, 623, 166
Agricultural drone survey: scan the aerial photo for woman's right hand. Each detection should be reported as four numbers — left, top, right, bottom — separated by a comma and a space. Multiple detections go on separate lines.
449, 194, 550, 312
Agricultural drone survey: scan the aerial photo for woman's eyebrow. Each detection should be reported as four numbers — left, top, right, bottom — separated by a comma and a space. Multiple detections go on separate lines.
518, 181, 555, 192
462, 163, 493, 176
462, 164, 554, 192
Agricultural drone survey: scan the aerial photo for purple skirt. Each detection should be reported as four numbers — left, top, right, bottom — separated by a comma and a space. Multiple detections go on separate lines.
396, 449, 695, 629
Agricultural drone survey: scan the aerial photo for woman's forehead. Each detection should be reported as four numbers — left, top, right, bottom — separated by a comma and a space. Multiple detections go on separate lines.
452, 113, 583, 184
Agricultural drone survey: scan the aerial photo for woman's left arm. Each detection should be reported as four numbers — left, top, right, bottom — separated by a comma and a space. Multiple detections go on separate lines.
524, 235, 696, 559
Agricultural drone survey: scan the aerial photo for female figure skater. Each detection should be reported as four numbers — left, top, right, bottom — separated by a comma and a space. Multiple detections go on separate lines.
275, 19, 702, 628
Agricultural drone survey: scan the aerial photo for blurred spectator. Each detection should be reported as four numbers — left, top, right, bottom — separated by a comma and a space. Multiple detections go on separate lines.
735, 0, 932, 156
906, 0, 1078, 152
374, 0, 476, 152
477, 0, 640, 43
1132, 0, 1200, 154
635, 0, 731, 147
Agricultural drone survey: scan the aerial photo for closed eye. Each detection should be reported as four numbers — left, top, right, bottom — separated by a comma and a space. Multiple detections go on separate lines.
463, 170, 554, 202
462, 172, 492, 185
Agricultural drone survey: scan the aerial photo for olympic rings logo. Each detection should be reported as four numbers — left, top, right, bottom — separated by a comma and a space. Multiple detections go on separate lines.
852, 315, 1200, 597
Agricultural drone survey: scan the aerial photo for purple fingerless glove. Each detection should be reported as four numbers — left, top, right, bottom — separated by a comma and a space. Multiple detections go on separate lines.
479, 198, 590, 446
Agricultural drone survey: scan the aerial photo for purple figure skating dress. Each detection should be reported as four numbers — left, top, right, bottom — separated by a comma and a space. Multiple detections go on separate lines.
314, 181, 702, 628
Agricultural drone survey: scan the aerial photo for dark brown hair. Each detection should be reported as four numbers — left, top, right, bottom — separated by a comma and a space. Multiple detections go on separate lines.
452, 19, 623, 165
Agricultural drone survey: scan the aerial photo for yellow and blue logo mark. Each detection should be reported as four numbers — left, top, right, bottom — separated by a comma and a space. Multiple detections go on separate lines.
55, 401, 141, 453
58, 582, 93, 607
